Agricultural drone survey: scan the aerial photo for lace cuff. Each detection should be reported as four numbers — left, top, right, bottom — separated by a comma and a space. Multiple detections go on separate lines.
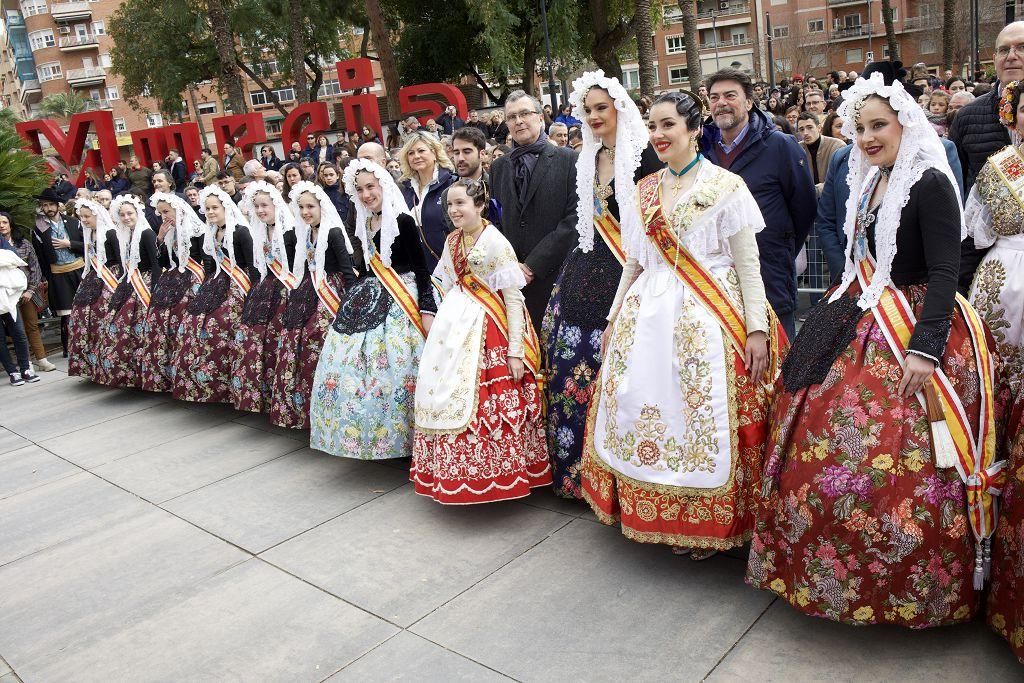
607, 257, 641, 323
963, 187, 996, 248
504, 287, 526, 357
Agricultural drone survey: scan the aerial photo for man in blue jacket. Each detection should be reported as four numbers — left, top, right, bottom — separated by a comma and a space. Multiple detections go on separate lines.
700, 68, 816, 339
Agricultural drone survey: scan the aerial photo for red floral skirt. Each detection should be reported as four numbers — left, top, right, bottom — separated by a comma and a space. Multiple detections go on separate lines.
748, 285, 988, 628
67, 272, 114, 379
231, 276, 288, 413
93, 284, 147, 389
580, 350, 772, 549
138, 269, 197, 393
987, 392, 1024, 662
171, 273, 245, 404
411, 317, 551, 504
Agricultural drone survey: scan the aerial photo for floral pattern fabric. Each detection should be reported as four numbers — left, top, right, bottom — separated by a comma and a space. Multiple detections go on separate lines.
171, 272, 244, 403
67, 271, 117, 379
93, 278, 149, 389
230, 276, 288, 413
748, 284, 986, 628
310, 276, 422, 460
138, 269, 200, 393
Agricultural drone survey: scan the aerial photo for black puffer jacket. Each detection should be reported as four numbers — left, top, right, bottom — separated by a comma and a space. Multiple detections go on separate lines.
948, 88, 1010, 193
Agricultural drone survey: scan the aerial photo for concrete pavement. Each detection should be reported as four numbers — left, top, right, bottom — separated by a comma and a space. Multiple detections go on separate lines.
0, 359, 1021, 682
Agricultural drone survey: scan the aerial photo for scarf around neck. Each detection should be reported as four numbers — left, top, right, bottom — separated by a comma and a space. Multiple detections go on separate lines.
508, 131, 549, 201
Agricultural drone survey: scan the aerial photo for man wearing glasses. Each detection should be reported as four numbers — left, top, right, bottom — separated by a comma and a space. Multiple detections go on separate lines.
489, 90, 578, 328
301, 134, 318, 160
951, 20, 1024, 289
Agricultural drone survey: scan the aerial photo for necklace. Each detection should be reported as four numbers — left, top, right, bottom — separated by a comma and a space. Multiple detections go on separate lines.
601, 144, 616, 162
461, 222, 484, 253
667, 153, 702, 191
879, 165, 894, 179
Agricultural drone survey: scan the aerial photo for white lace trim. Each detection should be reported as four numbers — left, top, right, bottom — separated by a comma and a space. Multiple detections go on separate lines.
150, 192, 206, 273
198, 185, 248, 278
964, 185, 996, 248
109, 195, 146, 277
343, 159, 411, 268
75, 199, 122, 274
486, 262, 527, 293
289, 181, 353, 284
240, 181, 296, 279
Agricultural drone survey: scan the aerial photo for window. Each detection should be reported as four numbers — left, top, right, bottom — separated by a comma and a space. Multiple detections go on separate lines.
666, 35, 684, 54
146, 112, 163, 127
881, 7, 897, 22
921, 37, 937, 53
883, 45, 891, 58
250, 89, 294, 106
28, 29, 55, 51
730, 30, 746, 44
98, 53, 111, 67
265, 119, 283, 135
250, 90, 268, 106
196, 102, 217, 116
772, 26, 789, 38
105, 85, 119, 100
621, 66, 659, 90
352, 27, 364, 35
774, 58, 792, 72
36, 62, 62, 81
318, 79, 342, 97
272, 87, 295, 102
807, 19, 824, 33
846, 48, 863, 63
843, 14, 861, 28
810, 53, 827, 68
92, 20, 105, 35
668, 66, 689, 85
664, 6, 682, 23
20, 0, 47, 17
248, 60, 278, 78
114, 118, 127, 134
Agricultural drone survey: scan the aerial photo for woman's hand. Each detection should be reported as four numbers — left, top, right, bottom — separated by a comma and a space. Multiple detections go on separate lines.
157, 221, 173, 242
899, 353, 936, 398
20, 291, 32, 303
744, 331, 769, 381
508, 356, 525, 382
421, 313, 434, 337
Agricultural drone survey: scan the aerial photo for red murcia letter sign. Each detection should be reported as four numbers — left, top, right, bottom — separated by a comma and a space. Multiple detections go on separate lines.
16, 58, 469, 173
16, 111, 119, 186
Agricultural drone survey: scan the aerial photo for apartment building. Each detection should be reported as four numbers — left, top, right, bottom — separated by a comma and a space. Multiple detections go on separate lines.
0, 8, 27, 117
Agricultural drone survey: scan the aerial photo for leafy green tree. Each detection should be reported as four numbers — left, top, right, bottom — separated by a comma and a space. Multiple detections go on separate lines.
0, 124, 49, 238
38, 92, 89, 120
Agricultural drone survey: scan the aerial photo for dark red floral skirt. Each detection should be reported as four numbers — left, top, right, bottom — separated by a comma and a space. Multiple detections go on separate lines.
171, 273, 244, 404
67, 272, 114, 379
231, 276, 288, 413
748, 285, 990, 628
411, 317, 551, 505
138, 269, 199, 393
93, 281, 147, 389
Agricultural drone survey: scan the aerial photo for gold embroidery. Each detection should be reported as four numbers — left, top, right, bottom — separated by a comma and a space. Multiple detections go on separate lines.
977, 153, 1024, 238
971, 259, 1023, 393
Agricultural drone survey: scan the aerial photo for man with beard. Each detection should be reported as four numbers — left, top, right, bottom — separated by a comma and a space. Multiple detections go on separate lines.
489, 89, 578, 327
440, 126, 501, 231
699, 68, 815, 339
33, 187, 85, 356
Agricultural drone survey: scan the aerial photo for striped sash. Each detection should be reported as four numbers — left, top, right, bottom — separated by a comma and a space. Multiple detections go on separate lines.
262, 243, 298, 290
183, 257, 206, 284
218, 253, 251, 295
368, 253, 426, 337
128, 268, 151, 307
314, 275, 341, 316
594, 197, 626, 265
91, 256, 118, 293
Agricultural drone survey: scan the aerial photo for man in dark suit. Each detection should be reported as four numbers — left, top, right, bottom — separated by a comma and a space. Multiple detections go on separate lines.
489, 90, 578, 328
167, 149, 188, 190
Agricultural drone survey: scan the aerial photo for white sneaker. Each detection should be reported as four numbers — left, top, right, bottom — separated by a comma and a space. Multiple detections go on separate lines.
35, 358, 56, 372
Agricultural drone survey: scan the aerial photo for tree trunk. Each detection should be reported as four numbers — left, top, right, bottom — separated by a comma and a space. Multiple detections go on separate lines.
206, 0, 248, 114
941, 0, 956, 71
288, 0, 310, 103
236, 61, 290, 117
678, 0, 702, 86
634, 0, 657, 97
522, 20, 538, 97
364, 0, 400, 119
588, 0, 630, 80
187, 86, 209, 146
881, 0, 899, 62
305, 57, 323, 103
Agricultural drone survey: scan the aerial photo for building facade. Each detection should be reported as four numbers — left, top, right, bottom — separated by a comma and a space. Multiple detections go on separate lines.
0, 8, 28, 118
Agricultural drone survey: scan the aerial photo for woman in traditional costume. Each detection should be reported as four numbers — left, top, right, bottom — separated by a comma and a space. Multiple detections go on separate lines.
172, 187, 258, 403
747, 73, 1000, 628
267, 181, 356, 429
93, 196, 161, 388
542, 70, 661, 499
411, 179, 551, 504
309, 160, 434, 459
230, 182, 297, 413
976, 81, 1024, 662
67, 199, 126, 379
137, 192, 207, 393
580, 91, 781, 558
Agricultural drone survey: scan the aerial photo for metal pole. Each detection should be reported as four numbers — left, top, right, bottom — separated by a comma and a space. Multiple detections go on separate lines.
867, 0, 873, 57
766, 12, 775, 88
539, 0, 559, 112
713, 11, 721, 71
972, 0, 981, 81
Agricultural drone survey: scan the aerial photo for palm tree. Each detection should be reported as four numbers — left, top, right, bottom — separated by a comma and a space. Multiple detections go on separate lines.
941, 0, 956, 72
0, 124, 49, 238
678, 0, 702, 87
880, 0, 899, 62
38, 91, 89, 120
635, 0, 657, 98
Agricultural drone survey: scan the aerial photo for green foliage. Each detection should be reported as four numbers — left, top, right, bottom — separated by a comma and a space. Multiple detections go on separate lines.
0, 108, 20, 138
0, 126, 48, 238
38, 92, 89, 120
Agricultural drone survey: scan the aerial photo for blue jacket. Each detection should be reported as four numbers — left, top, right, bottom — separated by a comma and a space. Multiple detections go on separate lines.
700, 107, 817, 316
555, 113, 582, 128
401, 167, 456, 272
815, 139, 965, 286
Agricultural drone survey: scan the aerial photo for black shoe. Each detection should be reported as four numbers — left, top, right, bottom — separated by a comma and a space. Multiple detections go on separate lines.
9, 372, 24, 386
23, 370, 41, 383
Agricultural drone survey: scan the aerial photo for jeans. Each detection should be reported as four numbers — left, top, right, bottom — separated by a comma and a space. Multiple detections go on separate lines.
0, 312, 30, 375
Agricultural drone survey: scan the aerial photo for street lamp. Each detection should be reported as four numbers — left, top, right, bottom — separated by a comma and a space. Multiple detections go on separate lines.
539, 0, 559, 112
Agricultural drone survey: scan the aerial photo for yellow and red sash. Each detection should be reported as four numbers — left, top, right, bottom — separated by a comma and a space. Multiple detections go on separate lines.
857, 256, 1003, 544
128, 268, 151, 307
369, 253, 426, 338
90, 256, 119, 293
314, 275, 341, 316
594, 198, 626, 266
183, 257, 206, 284
262, 243, 298, 290
219, 254, 251, 295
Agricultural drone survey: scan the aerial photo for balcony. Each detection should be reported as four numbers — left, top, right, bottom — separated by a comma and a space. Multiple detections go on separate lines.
700, 37, 752, 51
84, 98, 112, 111
696, 2, 750, 19
19, 77, 40, 105
50, 1, 93, 23
58, 34, 99, 51
827, 0, 868, 6
903, 16, 940, 30
65, 66, 106, 86
831, 23, 875, 40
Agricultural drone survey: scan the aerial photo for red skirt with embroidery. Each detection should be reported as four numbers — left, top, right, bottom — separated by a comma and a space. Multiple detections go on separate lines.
67, 271, 115, 379
93, 280, 147, 389
137, 269, 197, 393
231, 276, 288, 413
747, 285, 987, 628
410, 317, 551, 505
172, 272, 245, 404
580, 350, 771, 550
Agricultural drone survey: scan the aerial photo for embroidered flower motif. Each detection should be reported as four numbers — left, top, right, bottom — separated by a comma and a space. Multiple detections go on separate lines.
852, 606, 874, 621
636, 439, 661, 466
691, 185, 717, 208
467, 243, 487, 268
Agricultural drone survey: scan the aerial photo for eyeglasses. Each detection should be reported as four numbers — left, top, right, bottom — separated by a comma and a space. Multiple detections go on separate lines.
996, 43, 1024, 58
506, 109, 539, 123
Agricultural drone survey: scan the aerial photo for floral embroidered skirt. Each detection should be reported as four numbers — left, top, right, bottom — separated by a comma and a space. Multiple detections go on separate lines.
93, 280, 148, 389
580, 266, 774, 550
267, 273, 342, 429
310, 276, 423, 459
748, 284, 987, 628
171, 272, 244, 404
138, 269, 199, 393
411, 316, 551, 504
67, 271, 115, 379
541, 244, 619, 500
230, 276, 288, 413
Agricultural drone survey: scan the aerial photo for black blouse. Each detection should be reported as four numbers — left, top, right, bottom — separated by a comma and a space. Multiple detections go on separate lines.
321, 226, 357, 288
136, 227, 162, 290
374, 213, 437, 313
604, 143, 663, 221
864, 168, 959, 360
103, 229, 122, 267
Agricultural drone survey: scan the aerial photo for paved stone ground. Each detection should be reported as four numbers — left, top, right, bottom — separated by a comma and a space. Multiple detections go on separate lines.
1, 358, 1022, 682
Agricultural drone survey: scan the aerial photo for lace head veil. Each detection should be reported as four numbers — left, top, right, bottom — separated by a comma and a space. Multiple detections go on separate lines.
75, 198, 118, 275
288, 180, 353, 283
342, 159, 410, 268
829, 72, 963, 309
149, 192, 206, 273
109, 194, 147, 277
568, 69, 649, 253
240, 181, 296, 280
198, 185, 248, 278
